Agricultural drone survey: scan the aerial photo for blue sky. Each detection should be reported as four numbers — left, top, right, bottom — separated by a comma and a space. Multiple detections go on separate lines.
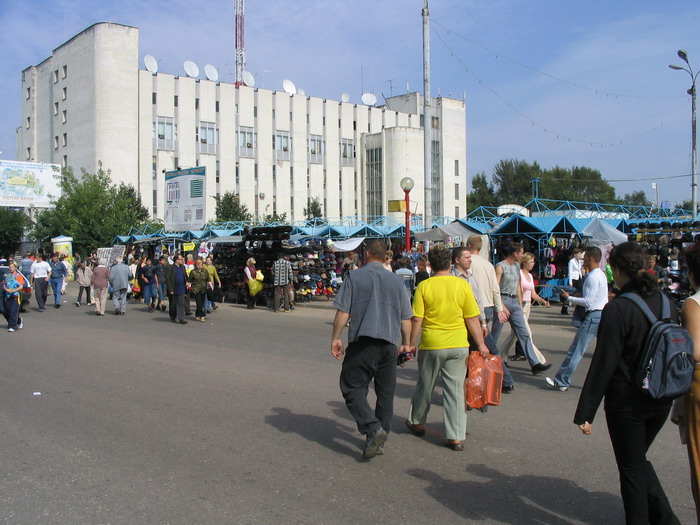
1, 1, 699, 208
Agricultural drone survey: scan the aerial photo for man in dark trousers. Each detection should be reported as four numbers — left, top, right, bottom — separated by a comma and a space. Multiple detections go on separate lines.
331, 239, 412, 460
165, 253, 189, 324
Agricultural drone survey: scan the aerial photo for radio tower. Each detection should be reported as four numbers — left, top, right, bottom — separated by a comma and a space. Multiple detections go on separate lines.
234, 0, 245, 85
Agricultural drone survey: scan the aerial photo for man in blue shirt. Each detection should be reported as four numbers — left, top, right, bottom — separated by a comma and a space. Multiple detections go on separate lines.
331, 239, 413, 460
48, 253, 68, 308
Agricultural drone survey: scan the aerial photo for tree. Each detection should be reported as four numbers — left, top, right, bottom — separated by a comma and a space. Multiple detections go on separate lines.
214, 191, 252, 222
262, 212, 288, 223
622, 190, 653, 207
0, 208, 28, 256
31, 164, 149, 253
303, 196, 323, 219
675, 200, 694, 213
491, 159, 542, 204
466, 171, 497, 210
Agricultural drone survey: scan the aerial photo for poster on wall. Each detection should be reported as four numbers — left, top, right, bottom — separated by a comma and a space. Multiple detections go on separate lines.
0, 160, 61, 208
163, 167, 206, 232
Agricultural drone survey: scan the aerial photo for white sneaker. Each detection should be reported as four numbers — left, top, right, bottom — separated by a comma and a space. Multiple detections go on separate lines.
8, 328, 15, 332
18, 320, 23, 330
545, 376, 568, 392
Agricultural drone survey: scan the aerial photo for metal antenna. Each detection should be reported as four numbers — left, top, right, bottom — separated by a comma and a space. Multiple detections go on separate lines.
234, 0, 245, 85
384, 79, 395, 97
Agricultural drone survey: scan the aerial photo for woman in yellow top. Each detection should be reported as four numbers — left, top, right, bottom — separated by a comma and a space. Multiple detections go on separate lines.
405, 244, 489, 451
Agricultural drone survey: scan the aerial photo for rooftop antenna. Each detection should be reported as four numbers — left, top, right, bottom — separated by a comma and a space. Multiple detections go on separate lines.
234, 0, 245, 86
384, 79, 395, 97
183, 60, 199, 78
241, 70, 255, 87
282, 79, 297, 96
144, 55, 158, 74
204, 64, 219, 82
341, 93, 350, 103
361, 93, 377, 106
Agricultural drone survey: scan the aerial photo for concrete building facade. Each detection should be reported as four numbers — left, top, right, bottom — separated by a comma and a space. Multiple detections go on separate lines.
17, 22, 467, 225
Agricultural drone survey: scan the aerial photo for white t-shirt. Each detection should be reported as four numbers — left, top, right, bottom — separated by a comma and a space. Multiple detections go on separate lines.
30, 260, 51, 279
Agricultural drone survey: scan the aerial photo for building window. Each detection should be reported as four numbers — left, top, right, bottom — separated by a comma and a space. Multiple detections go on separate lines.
26, 87, 30, 100
366, 147, 383, 216
216, 161, 220, 184
215, 101, 219, 112
174, 95, 178, 107
152, 92, 157, 105
26, 147, 31, 160
198, 122, 218, 154
62, 65, 67, 79
454, 183, 459, 200
454, 159, 459, 176
431, 116, 440, 129
61, 87, 66, 100
26, 117, 30, 129
195, 98, 199, 110
54, 102, 59, 115
63, 155, 67, 168
154, 116, 176, 150
431, 140, 441, 215
62, 133, 67, 147
253, 106, 257, 117
235, 164, 240, 193
340, 139, 354, 167
62, 110, 67, 124
54, 136, 59, 150
237, 126, 256, 158
53, 70, 58, 83
274, 131, 291, 161
309, 134, 324, 164
455, 206, 460, 219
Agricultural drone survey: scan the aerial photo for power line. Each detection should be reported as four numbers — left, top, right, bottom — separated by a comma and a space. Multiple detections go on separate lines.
431, 19, 684, 100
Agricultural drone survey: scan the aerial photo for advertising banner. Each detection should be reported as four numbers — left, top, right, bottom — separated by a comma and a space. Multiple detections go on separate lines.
0, 160, 61, 208
164, 167, 206, 232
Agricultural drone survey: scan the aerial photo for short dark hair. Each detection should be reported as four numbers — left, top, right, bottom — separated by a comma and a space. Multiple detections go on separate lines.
452, 246, 469, 263
501, 242, 523, 258
608, 242, 656, 297
364, 239, 387, 261
428, 244, 452, 272
584, 246, 602, 263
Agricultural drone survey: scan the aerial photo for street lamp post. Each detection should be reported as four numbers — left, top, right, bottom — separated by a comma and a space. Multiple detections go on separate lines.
670, 50, 699, 216
400, 177, 414, 253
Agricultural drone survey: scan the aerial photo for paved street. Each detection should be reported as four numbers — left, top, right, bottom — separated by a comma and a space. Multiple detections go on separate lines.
0, 296, 694, 524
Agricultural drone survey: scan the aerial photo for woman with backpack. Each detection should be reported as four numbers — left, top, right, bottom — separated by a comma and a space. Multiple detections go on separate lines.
574, 242, 681, 524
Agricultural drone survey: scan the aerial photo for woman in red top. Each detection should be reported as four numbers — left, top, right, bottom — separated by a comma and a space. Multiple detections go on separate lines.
243, 257, 257, 310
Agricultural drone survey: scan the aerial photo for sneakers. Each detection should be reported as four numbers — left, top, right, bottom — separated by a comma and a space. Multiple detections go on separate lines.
8, 328, 15, 332
18, 320, 23, 330
545, 377, 568, 392
363, 428, 388, 459
75, 302, 80, 307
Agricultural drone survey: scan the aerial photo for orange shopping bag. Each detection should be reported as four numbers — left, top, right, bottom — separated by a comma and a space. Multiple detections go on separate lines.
465, 352, 504, 409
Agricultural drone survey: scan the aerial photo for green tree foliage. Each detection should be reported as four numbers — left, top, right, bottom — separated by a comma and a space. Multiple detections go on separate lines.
0, 208, 28, 256
31, 165, 149, 253
214, 191, 252, 222
467, 159, 618, 208
303, 196, 324, 219
261, 212, 288, 223
675, 200, 694, 213
622, 190, 652, 207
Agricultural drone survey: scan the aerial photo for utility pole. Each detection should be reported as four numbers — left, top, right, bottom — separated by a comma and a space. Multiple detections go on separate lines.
422, 0, 432, 228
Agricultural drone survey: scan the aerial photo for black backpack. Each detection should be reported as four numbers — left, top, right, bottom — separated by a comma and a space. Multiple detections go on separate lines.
619, 292, 695, 400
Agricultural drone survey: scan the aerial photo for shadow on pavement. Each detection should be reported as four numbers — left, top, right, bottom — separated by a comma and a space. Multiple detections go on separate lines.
265, 407, 365, 460
407, 463, 621, 524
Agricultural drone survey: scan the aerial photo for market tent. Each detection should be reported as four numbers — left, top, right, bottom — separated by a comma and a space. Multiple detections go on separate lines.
580, 218, 628, 246
330, 237, 364, 252
414, 220, 483, 242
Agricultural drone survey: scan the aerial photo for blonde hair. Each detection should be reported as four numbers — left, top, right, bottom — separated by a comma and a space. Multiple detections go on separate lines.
246, 257, 256, 265
520, 252, 535, 268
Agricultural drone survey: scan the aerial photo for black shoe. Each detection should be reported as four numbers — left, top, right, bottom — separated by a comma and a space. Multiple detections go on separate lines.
509, 355, 526, 361
363, 428, 388, 459
405, 419, 426, 437
115, 309, 120, 315
560, 307, 569, 315
502, 384, 515, 393
55, 304, 61, 308
531, 363, 552, 375
179, 320, 188, 324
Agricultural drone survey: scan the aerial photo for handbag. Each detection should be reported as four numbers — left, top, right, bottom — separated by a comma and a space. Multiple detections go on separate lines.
465, 352, 504, 409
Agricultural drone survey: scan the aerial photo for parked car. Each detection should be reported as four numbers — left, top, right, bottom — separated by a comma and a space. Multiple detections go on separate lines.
0, 265, 32, 314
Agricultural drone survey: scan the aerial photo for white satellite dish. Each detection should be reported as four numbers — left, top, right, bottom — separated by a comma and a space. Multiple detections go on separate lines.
361, 93, 377, 106
297, 88, 306, 96
282, 79, 297, 96
144, 55, 158, 74
183, 60, 199, 78
341, 93, 350, 103
241, 70, 255, 87
204, 64, 219, 82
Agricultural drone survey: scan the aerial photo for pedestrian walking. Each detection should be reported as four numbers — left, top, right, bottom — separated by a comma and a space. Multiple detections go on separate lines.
30, 253, 51, 312
74, 260, 93, 306
90, 258, 109, 316
189, 258, 212, 322
48, 253, 68, 308
109, 258, 132, 315
331, 239, 413, 460
166, 254, 189, 324
3, 262, 26, 332
272, 253, 293, 312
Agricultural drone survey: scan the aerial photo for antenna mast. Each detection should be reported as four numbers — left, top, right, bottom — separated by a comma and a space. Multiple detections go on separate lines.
234, 0, 245, 85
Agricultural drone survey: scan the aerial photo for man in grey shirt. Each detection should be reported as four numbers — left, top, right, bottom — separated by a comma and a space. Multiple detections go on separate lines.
331, 239, 412, 460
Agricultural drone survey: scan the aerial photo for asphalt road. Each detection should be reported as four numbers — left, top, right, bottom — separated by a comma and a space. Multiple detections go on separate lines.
0, 296, 695, 524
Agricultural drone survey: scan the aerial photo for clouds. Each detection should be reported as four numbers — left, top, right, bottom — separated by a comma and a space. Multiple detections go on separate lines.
1, 0, 699, 206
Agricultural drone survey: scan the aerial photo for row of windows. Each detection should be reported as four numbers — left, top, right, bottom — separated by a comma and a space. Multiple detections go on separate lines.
52, 65, 67, 84
53, 133, 68, 149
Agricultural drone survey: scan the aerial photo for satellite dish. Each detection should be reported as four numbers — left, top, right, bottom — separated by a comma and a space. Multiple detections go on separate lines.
282, 79, 297, 95
144, 55, 158, 74
341, 93, 350, 103
183, 60, 199, 78
297, 88, 306, 96
204, 64, 219, 82
241, 70, 255, 87
361, 93, 377, 106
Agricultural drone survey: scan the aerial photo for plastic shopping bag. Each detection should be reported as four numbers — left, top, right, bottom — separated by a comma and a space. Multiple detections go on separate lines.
248, 279, 263, 296
465, 352, 504, 409
255, 270, 264, 281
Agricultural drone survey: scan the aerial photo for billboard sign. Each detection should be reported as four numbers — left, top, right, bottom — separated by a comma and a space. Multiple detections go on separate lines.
164, 167, 206, 232
0, 160, 61, 208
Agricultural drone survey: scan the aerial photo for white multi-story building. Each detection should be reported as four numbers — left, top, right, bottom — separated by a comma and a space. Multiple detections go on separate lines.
17, 22, 467, 225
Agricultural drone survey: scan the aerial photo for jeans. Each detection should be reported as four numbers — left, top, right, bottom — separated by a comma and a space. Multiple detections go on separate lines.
34, 278, 48, 310
606, 409, 680, 524
553, 310, 602, 388
49, 277, 64, 305
340, 337, 397, 436
157, 282, 167, 303
490, 296, 540, 367
112, 288, 127, 313
143, 282, 157, 305
3, 295, 21, 329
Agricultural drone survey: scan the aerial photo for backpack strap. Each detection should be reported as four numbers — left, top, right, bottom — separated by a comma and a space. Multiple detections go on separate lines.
618, 292, 673, 323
